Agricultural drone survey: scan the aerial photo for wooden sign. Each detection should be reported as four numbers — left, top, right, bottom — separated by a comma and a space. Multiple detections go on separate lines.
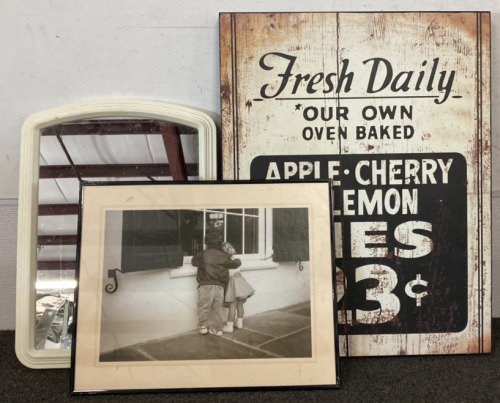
219, 12, 491, 356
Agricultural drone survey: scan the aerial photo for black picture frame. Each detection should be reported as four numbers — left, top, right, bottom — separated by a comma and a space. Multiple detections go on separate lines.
71, 180, 339, 394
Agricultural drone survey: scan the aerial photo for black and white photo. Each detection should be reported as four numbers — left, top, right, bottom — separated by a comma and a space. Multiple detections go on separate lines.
71, 181, 338, 393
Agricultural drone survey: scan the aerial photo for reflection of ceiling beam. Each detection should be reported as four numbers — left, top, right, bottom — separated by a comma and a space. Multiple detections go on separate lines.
38, 235, 78, 246
160, 122, 187, 180
37, 261, 76, 271
41, 120, 198, 136
37, 119, 199, 273
39, 163, 198, 179
39, 204, 79, 216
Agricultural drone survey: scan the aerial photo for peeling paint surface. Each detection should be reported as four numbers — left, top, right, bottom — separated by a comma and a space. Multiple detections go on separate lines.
220, 12, 491, 356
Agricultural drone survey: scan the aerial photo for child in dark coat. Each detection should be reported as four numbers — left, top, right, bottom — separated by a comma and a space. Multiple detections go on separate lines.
191, 231, 241, 336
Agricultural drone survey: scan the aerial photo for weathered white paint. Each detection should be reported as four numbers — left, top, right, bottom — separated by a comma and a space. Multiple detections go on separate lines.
220, 11, 493, 357
0, 1, 499, 334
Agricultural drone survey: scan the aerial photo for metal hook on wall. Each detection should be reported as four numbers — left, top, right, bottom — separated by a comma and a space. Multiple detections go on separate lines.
105, 268, 124, 294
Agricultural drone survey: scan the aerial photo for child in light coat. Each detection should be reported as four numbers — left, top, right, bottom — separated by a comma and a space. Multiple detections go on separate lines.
221, 242, 255, 333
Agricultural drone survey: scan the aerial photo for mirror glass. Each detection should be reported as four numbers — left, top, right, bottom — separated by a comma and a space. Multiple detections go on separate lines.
16, 100, 217, 368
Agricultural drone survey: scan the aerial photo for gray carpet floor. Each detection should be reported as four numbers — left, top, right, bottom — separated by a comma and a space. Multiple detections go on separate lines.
1, 319, 499, 402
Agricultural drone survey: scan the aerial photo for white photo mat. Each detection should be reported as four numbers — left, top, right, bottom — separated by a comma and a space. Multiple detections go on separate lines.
71, 181, 338, 393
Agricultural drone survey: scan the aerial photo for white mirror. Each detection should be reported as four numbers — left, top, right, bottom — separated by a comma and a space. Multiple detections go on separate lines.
16, 99, 217, 368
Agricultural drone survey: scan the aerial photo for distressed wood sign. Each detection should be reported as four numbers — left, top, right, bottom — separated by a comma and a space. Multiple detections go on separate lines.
219, 12, 491, 356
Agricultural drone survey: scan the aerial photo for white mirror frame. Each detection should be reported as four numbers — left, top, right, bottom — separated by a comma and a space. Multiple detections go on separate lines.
16, 99, 218, 368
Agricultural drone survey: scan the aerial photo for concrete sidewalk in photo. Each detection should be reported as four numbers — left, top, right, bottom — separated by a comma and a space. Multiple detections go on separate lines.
100, 301, 313, 361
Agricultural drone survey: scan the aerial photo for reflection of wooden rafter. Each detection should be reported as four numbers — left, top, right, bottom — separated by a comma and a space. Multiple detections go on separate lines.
160, 122, 188, 180
41, 120, 198, 136
37, 261, 76, 271
38, 235, 78, 246
39, 204, 79, 216
39, 163, 198, 179
38, 119, 195, 272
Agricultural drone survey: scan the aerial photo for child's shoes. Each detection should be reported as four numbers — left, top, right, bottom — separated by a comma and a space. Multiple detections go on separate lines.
235, 318, 243, 329
199, 326, 208, 335
223, 322, 234, 333
209, 328, 223, 337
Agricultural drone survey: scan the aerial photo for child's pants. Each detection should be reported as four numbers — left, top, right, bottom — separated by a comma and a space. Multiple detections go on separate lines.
197, 285, 225, 331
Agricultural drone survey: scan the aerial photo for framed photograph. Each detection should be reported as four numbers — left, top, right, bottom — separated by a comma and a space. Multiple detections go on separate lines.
16, 99, 218, 369
71, 180, 338, 393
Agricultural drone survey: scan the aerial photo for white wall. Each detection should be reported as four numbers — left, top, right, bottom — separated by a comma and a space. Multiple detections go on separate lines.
1, 1, 499, 329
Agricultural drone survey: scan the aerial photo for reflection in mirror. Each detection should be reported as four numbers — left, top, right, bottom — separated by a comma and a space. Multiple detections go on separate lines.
36, 119, 200, 350
16, 100, 217, 368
